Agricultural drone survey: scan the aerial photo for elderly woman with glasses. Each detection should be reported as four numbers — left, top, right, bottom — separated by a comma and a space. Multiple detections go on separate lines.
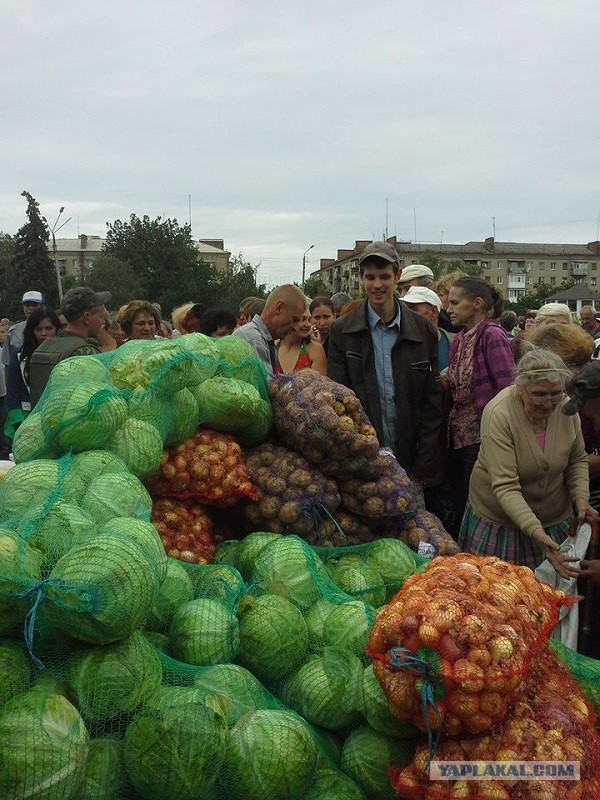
459, 348, 598, 578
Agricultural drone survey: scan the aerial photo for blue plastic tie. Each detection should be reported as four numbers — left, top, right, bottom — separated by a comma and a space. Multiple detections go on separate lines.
16, 580, 56, 670
389, 646, 442, 761
312, 502, 347, 541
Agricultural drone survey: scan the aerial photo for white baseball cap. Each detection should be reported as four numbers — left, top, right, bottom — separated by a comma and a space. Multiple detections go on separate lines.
21, 291, 43, 304
402, 286, 442, 311
398, 264, 434, 284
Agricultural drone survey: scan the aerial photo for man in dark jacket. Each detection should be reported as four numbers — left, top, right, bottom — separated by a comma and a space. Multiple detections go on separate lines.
327, 241, 442, 483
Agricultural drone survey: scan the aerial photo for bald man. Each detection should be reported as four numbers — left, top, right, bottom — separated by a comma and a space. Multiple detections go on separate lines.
233, 284, 307, 375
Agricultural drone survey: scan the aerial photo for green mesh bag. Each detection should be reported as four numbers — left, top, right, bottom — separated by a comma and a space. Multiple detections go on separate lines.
193, 377, 273, 446
550, 638, 600, 716
214, 335, 270, 400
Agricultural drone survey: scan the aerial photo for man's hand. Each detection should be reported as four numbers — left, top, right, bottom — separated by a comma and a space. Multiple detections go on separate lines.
578, 560, 600, 582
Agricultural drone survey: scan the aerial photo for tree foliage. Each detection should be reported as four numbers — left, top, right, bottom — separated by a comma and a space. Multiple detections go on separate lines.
86, 255, 144, 310
7, 192, 58, 315
505, 280, 575, 314
303, 276, 330, 298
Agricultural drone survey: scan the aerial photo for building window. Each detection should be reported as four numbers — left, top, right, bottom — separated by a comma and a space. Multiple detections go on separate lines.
563, 264, 568, 270
496, 276, 503, 284
539, 263, 545, 271
562, 262, 568, 268
550, 277, 556, 285
592, 277, 597, 286
538, 277, 544, 284
592, 263, 597, 270
527, 276, 532, 284
86, 260, 94, 270
481, 261, 489, 269
497, 262, 502, 269
550, 262, 556, 270
58, 259, 66, 275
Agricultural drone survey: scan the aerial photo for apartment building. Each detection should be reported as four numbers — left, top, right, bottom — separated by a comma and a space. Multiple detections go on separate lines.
310, 236, 600, 302
50, 235, 231, 279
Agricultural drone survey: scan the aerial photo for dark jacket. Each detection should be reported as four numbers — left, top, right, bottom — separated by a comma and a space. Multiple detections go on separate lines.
29, 332, 100, 408
327, 300, 443, 480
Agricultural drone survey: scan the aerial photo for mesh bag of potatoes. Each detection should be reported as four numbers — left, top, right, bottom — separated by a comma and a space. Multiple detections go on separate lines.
392, 644, 599, 800
242, 443, 341, 536
337, 449, 417, 524
398, 511, 460, 557
367, 554, 574, 739
268, 369, 380, 480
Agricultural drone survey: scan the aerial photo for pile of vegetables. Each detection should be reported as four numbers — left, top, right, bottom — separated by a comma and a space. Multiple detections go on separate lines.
151, 497, 216, 564
242, 443, 340, 535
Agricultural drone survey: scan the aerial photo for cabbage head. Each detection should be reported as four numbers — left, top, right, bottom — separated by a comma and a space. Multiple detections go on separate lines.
304, 599, 336, 652
341, 726, 413, 799
104, 418, 163, 478
124, 686, 228, 800
97, 517, 167, 582
303, 768, 365, 800
20, 501, 96, 568
213, 539, 240, 569
174, 333, 220, 387
225, 709, 318, 800
45, 355, 110, 392
250, 536, 328, 611
0, 459, 61, 518
81, 472, 152, 525
77, 736, 127, 800
164, 388, 199, 447
41, 382, 128, 452
110, 340, 193, 395
127, 390, 171, 439
282, 648, 363, 731
327, 555, 386, 608
0, 684, 89, 800
190, 564, 245, 608
364, 538, 417, 601
193, 663, 272, 727
236, 397, 273, 448
216, 336, 268, 396
146, 558, 194, 632
362, 664, 420, 740
0, 640, 30, 707
236, 531, 281, 580
61, 450, 128, 503
322, 600, 376, 660
193, 377, 262, 431
237, 594, 309, 685
169, 598, 240, 666
0, 528, 43, 599
69, 631, 162, 722
11, 413, 58, 463
47, 533, 161, 644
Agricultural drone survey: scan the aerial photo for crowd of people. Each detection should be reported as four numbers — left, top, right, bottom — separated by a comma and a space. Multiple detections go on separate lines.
3, 249, 600, 607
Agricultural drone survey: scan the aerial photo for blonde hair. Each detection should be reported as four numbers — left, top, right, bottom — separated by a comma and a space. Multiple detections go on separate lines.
435, 269, 467, 295
171, 302, 194, 332
524, 323, 594, 370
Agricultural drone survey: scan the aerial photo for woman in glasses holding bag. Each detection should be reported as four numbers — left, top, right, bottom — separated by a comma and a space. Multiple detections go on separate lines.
459, 348, 598, 578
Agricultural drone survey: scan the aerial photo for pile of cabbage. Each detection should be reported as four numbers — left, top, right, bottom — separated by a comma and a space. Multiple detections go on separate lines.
11, 335, 273, 477
0, 448, 421, 800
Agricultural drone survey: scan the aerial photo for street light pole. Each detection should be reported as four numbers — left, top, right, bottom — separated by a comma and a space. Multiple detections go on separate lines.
302, 244, 315, 290
50, 207, 71, 303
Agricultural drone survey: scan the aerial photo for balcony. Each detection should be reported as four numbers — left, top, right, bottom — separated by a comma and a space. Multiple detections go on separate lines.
571, 263, 589, 276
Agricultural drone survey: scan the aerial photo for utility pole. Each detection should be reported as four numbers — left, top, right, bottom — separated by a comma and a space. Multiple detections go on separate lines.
301, 244, 315, 290
50, 207, 71, 303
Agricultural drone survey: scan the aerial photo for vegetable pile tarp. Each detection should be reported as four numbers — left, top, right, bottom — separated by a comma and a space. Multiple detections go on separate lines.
11, 335, 273, 476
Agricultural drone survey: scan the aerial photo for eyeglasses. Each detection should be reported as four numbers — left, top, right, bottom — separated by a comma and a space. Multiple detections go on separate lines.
524, 388, 565, 405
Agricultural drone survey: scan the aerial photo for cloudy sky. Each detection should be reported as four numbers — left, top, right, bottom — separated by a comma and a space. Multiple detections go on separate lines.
2, 0, 599, 286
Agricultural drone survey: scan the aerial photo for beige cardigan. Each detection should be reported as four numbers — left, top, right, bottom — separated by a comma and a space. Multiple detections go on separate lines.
468, 386, 589, 536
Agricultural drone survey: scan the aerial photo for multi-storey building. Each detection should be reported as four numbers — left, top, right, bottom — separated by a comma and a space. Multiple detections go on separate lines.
50, 235, 231, 280
310, 236, 600, 303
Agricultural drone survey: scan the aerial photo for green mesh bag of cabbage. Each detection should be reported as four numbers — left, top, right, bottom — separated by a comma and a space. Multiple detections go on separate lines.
550, 638, 600, 716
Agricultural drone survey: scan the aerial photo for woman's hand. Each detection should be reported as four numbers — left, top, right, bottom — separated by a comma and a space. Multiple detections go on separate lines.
573, 498, 599, 526
530, 528, 580, 580
309, 326, 321, 343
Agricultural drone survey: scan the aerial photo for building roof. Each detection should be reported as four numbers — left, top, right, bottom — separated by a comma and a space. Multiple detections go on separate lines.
53, 236, 103, 253
546, 285, 600, 301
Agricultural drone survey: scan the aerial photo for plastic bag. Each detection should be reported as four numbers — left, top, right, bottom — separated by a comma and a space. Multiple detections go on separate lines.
151, 497, 216, 565
337, 450, 417, 523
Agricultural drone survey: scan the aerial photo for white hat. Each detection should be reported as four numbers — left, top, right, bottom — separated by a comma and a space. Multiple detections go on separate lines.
402, 286, 442, 311
398, 264, 434, 284
535, 302, 572, 322
21, 291, 43, 304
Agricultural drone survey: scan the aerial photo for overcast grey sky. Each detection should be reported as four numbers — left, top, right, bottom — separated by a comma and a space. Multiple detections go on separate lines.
2, 0, 599, 286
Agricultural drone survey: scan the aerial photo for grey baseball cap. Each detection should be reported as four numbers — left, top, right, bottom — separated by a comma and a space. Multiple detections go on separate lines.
358, 241, 401, 267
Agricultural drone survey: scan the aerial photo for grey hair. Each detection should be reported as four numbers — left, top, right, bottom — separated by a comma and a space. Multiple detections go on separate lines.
514, 348, 570, 388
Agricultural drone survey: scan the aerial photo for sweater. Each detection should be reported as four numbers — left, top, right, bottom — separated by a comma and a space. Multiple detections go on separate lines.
468, 386, 589, 536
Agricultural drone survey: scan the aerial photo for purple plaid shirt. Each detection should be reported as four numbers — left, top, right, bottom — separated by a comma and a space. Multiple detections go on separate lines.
449, 319, 515, 416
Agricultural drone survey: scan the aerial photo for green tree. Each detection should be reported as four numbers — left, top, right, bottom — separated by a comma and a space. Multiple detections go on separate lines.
213, 254, 267, 312
103, 214, 205, 313
303, 276, 330, 298
11, 192, 58, 311
85, 255, 144, 310
419, 251, 482, 279
507, 280, 575, 315
0, 234, 18, 316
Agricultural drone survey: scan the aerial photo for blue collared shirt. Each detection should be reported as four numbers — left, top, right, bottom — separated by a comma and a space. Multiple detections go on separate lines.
367, 300, 401, 449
